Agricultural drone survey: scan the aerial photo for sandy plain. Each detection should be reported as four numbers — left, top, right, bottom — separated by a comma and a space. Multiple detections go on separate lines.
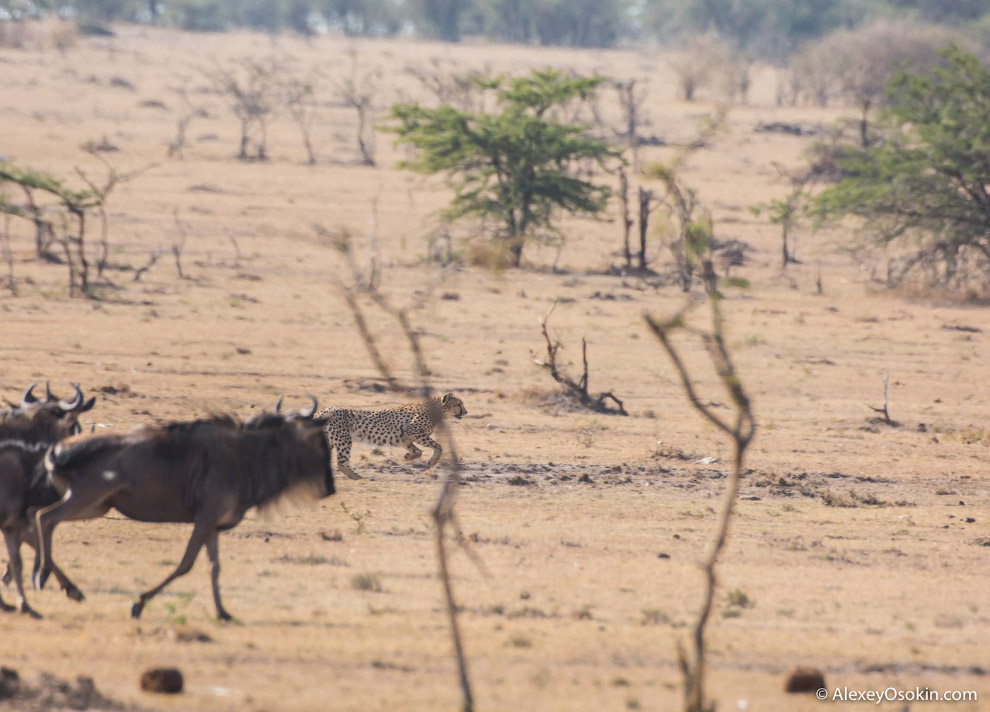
0, 24, 988, 712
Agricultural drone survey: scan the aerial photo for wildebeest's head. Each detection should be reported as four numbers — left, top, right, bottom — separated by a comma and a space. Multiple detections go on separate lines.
241, 396, 334, 499
1, 383, 96, 443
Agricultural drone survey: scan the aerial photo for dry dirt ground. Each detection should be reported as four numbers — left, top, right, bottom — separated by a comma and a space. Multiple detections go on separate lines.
1, 24, 988, 712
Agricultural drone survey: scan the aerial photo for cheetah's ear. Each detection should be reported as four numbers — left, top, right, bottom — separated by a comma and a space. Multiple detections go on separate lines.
441, 392, 454, 404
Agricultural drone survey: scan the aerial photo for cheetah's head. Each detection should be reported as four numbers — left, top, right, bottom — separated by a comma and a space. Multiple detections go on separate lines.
440, 393, 467, 419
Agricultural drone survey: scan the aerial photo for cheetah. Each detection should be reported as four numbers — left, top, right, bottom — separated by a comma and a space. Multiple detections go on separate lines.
315, 393, 467, 480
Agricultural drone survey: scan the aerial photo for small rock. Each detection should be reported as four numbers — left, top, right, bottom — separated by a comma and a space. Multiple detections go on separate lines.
784, 666, 825, 694
578, 473, 594, 484
657, 552, 670, 559
140, 667, 183, 694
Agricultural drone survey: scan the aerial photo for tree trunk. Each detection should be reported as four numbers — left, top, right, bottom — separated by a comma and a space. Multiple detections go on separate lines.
637, 187, 653, 271
509, 239, 523, 268
618, 167, 632, 270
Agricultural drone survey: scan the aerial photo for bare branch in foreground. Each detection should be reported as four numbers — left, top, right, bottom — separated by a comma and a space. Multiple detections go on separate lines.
327, 224, 477, 710
644, 293, 755, 712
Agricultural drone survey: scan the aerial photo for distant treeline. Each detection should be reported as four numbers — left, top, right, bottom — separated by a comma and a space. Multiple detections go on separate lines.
3, 0, 990, 59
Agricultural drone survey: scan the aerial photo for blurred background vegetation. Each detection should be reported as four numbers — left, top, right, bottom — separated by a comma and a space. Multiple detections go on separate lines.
3, 0, 990, 61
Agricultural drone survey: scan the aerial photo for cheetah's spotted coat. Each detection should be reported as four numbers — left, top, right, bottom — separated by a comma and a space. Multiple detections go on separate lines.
315, 393, 467, 479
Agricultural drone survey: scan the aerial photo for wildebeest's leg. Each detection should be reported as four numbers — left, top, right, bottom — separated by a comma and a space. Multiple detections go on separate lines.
0, 533, 18, 613
21, 528, 84, 602
335, 437, 362, 480
413, 435, 443, 468
35, 485, 119, 591
3, 530, 40, 618
204, 531, 232, 621
131, 518, 212, 619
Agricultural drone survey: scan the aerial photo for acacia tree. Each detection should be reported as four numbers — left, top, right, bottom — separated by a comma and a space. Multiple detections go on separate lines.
388, 68, 620, 268
814, 46, 990, 290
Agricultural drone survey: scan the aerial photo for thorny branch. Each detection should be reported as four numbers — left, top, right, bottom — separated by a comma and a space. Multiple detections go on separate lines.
643, 293, 755, 712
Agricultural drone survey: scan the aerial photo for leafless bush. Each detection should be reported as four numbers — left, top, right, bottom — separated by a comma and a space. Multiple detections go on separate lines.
75, 153, 155, 279
0, 158, 148, 297
166, 86, 205, 160
531, 302, 627, 415
170, 209, 190, 279
644, 112, 726, 292
207, 56, 285, 161
644, 289, 755, 712
612, 78, 648, 171
285, 71, 321, 165
1, 213, 15, 295
668, 32, 730, 102
337, 50, 380, 166
405, 58, 494, 113
799, 21, 971, 145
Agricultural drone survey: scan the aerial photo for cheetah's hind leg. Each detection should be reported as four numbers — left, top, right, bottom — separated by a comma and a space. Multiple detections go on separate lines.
403, 442, 423, 462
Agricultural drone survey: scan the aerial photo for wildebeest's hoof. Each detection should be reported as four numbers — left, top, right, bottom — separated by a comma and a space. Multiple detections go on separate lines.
216, 609, 234, 622
65, 586, 85, 603
130, 601, 145, 619
21, 604, 42, 620
0, 599, 15, 613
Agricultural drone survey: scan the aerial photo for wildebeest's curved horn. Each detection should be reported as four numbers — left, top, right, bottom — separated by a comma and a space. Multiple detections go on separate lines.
45, 381, 54, 402
22, 382, 39, 405
297, 396, 318, 419
58, 384, 83, 412
274, 395, 284, 414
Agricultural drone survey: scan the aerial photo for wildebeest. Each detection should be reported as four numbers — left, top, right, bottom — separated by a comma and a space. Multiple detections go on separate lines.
34, 398, 335, 621
1, 383, 96, 617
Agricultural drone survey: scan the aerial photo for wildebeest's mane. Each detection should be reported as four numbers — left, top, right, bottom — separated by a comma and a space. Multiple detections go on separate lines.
163, 413, 240, 435
218, 420, 332, 509
152, 414, 331, 510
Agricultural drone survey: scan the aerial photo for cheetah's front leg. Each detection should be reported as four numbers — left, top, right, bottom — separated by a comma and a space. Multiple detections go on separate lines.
414, 436, 443, 469
335, 439, 363, 480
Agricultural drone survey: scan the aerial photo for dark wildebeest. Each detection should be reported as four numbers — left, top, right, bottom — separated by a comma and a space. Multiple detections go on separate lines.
1, 383, 96, 617
34, 398, 335, 621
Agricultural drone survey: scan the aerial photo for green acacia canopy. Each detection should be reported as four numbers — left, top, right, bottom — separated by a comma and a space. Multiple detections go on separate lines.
388, 68, 621, 267
814, 46, 990, 289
